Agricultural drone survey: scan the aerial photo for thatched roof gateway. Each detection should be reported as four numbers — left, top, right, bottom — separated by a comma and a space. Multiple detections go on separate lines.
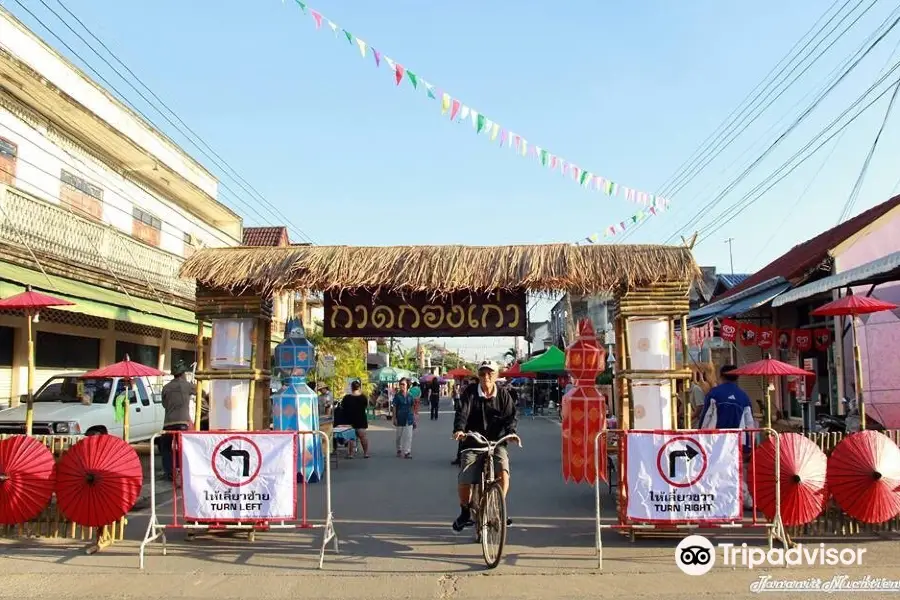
180, 243, 699, 296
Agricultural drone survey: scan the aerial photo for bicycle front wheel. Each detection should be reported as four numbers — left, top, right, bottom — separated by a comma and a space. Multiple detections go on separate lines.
479, 483, 507, 569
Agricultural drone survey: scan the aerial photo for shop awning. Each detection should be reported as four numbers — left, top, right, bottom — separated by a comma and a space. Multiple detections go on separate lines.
0, 261, 202, 335
772, 250, 900, 308
686, 277, 791, 327
519, 346, 566, 374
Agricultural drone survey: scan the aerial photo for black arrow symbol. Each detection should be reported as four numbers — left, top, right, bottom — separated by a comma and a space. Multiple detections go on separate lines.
668, 444, 700, 478
221, 445, 251, 477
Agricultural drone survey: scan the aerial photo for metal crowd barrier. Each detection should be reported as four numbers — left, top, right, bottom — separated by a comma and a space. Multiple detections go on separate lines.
593, 428, 786, 570
139, 430, 338, 569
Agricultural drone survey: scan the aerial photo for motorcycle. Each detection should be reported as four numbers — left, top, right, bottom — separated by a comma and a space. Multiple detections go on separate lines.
814, 398, 884, 433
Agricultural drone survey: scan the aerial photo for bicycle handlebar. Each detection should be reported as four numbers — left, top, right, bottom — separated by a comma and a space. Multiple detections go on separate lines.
462, 431, 522, 449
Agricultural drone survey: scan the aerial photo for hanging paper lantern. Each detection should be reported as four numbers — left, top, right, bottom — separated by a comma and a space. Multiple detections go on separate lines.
561, 319, 607, 485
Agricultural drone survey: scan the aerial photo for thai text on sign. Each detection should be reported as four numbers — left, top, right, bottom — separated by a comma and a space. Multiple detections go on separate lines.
323, 289, 526, 337
625, 431, 742, 523
180, 432, 297, 521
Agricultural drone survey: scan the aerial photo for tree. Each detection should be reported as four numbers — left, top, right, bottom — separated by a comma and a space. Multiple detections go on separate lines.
503, 347, 517, 365
306, 321, 371, 395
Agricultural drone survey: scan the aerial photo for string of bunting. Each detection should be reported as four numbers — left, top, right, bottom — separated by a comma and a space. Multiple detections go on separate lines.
289, 1, 670, 240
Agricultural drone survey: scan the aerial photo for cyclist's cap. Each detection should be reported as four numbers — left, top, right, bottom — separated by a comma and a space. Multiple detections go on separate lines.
477, 360, 499, 373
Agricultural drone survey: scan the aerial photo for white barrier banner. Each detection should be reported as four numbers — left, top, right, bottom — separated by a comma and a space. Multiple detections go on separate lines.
625, 431, 741, 522
181, 432, 297, 521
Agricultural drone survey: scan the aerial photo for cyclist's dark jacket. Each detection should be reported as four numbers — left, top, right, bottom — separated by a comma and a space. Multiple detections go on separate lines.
454, 383, 518, 451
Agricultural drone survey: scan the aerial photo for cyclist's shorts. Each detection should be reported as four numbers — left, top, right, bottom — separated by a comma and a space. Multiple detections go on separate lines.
458, 446, 509, 485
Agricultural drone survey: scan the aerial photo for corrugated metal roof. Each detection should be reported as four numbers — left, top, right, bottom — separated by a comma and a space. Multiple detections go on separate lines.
772, 250, 900, 307
687, 277, 789, 326
714, 195, 900, 302
718, 274, 751, 289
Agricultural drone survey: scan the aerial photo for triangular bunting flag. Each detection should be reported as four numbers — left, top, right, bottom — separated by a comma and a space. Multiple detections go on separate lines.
310, 10, 322, 28
540, 149, 549, 166
579, 170, 590, 186
450, 99, 460, 121
476, 114, 486, 133
470, 109, 479, 128
441, 93, 451, 114
424, 83, 435, 99
394, 64, 405, 85
328, 21, 338, 33
355, 38, 367, 57
343, 30, 353, 43
406, 70, 417, 88
460, 106, 470, 121
490, 123, 500, 141
296, 0, 307, 12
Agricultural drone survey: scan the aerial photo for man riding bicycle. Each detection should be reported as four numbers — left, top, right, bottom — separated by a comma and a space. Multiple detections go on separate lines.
452, 360, 518, 532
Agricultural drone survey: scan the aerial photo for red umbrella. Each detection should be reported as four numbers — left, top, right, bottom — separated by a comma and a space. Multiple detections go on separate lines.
447, 368, 473, 378
827, 431, 900, 523
81, 355, 166, 441
55, 435, 143, 528
811, 295, 898, 317
0, 286, 75, 311
726, 359, 814, 377
0, 436, 56, 525
81, 354, 167, 379
812, 295, 897, 430
0, 286, 75, 436
751, 433, 827, 526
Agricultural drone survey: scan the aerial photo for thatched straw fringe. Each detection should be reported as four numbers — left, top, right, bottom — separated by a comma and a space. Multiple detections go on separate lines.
179, 244, 700, 296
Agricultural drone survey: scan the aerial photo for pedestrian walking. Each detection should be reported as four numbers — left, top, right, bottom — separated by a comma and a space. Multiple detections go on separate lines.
429, 377, 441, 420
393, 377, 416, 459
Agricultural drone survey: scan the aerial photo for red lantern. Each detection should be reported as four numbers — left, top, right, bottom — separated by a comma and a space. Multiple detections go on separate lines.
561, 319, 607, 484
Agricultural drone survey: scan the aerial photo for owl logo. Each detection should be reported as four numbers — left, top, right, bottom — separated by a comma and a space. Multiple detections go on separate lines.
741, 328, 756, 343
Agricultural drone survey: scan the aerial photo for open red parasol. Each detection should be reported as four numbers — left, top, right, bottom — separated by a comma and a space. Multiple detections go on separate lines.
0, 436, 56, 525
751, 433, 827, 526
811, 295, 898, 317
726, 359, 814, 377
447, 367, 473, 378
55, 435, 143, 527
827, 431, 900, 523
0, 286, 76, 436
81, 354, 166, 379
0, 286, 74, 311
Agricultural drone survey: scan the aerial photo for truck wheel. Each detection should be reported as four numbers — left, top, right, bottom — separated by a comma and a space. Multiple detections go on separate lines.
85, 427, 107, 436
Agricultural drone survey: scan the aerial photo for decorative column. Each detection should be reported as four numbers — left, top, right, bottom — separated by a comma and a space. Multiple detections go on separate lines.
271, 318, 324, 483
561, 319, 607, 484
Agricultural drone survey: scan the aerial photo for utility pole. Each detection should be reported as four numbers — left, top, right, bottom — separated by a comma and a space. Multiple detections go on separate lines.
724, 238, 735, 275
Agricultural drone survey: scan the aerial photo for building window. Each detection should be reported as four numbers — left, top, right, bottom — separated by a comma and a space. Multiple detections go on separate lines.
115, 340, 159, 367
35, 331, 100, 369
60, 169, 103, 220
132, 207, 162, 247
0, 138, 17, 186
183, 231, 195, 258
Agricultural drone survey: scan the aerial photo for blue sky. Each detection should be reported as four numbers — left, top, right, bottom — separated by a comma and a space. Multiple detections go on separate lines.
6, 0, 900, 360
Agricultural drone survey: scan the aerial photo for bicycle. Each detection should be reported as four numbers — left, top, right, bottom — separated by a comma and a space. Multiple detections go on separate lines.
461, 431, 523, 569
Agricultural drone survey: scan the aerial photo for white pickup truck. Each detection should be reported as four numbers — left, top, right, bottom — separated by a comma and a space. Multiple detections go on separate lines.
0, 373, 165, 442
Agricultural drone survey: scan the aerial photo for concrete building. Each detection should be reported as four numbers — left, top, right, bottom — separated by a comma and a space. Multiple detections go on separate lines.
0, 9, 242, 406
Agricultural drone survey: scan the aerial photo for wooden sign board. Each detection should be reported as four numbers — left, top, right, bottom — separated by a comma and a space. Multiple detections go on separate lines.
324, 289, 526, 338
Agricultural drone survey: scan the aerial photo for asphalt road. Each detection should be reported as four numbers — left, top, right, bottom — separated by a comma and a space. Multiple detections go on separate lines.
1, 399, 899, 599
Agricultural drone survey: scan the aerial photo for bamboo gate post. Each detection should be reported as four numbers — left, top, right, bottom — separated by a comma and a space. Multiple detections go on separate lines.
194, 319, 205, 431
613, 281, 693, 541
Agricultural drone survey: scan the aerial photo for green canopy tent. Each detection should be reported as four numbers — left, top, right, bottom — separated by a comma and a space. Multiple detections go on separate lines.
520, 346, 567, 375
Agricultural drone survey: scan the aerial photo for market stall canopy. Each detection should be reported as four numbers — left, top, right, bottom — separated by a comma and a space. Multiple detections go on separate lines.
500, 363, 536, 379
180, 243, 700, 296
520, 346, 566, 374
447, 368, 473, 379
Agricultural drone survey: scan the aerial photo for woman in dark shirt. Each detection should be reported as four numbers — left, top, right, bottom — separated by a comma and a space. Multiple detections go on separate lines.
340, 380, 370, 458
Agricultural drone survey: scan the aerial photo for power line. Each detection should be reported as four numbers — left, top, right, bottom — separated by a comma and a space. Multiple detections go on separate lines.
836, 79, 900, 223
618, 0, 862, 243
0, 116, 240, 249
662, 0, 864, 199
695, 68, 900, 244
667, 14, 900, 244
46, 0, 314, 244
6, 0, 312, 243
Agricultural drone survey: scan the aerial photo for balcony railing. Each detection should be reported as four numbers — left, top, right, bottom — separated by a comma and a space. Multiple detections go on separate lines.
0, 184, 195, 300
